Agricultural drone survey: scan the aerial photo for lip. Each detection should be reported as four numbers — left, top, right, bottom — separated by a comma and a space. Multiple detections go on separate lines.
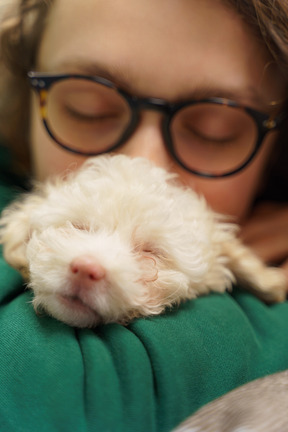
58, 294, 94, 313
56, 294, 102, 327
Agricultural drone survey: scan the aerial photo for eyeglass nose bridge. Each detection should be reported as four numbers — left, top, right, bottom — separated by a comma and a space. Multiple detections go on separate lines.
124, 93, 174, 130
127, 94, 174, 115
120, 94, 175, 151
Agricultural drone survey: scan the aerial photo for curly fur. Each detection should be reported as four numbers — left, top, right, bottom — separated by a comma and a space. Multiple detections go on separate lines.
0, 155, 286, 327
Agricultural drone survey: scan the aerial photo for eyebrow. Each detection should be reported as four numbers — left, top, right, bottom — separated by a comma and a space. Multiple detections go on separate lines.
184, 85, 274, 111
44, 59, 135, 92
41, 58, 278, 111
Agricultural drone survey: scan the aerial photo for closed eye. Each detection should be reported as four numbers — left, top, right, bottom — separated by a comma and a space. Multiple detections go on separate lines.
134, 243, 168, 261
69, 221, 90, 231
65, 105, 122, 123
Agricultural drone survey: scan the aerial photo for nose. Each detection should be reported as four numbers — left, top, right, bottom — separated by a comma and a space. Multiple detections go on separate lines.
117, 111, 173, 169
70, 255, 106, 282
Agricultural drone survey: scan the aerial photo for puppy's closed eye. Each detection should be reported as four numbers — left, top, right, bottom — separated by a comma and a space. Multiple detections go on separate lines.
67, 221, 91, 232
134, 242, 172, 283
134, 251, 158, 284
134, 243, 167, 260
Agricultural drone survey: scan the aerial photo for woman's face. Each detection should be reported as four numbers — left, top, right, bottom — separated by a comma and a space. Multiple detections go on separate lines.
30, 0, 285, 221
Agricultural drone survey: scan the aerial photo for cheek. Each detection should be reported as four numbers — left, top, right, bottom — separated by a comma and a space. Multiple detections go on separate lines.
176, 133, 278, 221
30, 95, 87, 180
193, 174, 260, 221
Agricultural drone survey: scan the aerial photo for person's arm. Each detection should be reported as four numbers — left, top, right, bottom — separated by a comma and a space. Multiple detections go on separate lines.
241, 201, 288, 285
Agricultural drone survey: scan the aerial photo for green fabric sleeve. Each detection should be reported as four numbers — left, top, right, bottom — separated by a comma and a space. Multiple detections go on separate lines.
1, 161, 288, 432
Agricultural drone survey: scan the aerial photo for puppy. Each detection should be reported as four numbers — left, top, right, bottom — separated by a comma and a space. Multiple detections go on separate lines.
0, 155, 286, 328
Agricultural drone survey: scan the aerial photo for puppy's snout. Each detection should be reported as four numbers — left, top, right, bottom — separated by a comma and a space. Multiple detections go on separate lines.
70, 255, 106, 282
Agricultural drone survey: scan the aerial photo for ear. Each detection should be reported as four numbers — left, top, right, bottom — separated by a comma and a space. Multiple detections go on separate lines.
0, 193, 44, 275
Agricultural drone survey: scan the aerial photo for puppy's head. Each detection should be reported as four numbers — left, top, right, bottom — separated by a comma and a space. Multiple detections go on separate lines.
0, 155, 230, 327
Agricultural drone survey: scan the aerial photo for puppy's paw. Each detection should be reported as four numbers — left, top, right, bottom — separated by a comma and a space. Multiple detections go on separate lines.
248, 267, 287, 303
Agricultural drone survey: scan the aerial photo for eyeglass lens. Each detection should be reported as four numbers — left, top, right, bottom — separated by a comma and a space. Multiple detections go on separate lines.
43, 78, 258, 175
170, 104, 257, 175
46, 79, 131, 153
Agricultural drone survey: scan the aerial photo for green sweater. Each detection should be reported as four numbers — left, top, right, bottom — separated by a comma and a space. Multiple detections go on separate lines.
1, 153, 288, 432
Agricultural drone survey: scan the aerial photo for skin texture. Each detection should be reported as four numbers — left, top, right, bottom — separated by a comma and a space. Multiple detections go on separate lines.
29, 0, 288, 278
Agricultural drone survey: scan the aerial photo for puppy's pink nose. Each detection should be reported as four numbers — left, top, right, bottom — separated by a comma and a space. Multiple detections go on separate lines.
70, 256, 106, 281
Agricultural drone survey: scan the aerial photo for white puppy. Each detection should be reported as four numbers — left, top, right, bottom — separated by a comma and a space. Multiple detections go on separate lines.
0, 155, 286, 327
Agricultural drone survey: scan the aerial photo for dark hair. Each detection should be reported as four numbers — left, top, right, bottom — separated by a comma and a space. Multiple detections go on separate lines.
0, 0, 288, 200
0, 0, 53, 173
223, 0, 288, 201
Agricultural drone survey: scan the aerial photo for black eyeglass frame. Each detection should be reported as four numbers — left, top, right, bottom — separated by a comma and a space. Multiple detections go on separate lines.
28, 71, 286, 178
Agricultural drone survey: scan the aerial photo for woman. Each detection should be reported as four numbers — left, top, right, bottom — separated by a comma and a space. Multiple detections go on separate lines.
0, 1, 288, 431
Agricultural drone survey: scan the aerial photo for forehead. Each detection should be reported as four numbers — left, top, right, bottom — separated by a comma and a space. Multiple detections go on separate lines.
37, 0, 281, 106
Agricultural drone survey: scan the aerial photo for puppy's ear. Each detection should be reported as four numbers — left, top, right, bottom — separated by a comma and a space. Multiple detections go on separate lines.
0, 193, 44, 275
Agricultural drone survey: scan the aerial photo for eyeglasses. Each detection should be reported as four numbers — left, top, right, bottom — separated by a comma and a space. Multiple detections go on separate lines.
28, 71, 286, 178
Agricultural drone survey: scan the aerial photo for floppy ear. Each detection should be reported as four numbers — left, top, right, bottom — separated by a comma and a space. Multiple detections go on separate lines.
0, 193, 44, 276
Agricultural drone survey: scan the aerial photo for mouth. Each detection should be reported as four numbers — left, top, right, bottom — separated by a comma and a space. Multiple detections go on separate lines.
58, 294, 95, 313
52, 294, 102, 328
